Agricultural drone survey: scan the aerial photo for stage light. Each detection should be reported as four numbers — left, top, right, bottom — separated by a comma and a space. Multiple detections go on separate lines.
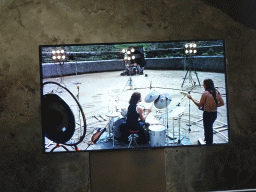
131, 48, 135, 52
132, 56, 135, 60
124, 56, 128, 60
127, 51, 131, 54
122, 49, 126, 53
128, 57, 131, 60
51, 48, 66, 64
184, 42, 197, 55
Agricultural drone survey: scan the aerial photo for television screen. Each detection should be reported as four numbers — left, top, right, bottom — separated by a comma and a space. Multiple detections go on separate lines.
40, 39, 229, 153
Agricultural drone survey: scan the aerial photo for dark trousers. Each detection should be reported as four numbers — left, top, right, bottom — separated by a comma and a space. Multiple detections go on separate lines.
203, 111, 217, 145
137, 122, 149, 144
120, 122, 149, 144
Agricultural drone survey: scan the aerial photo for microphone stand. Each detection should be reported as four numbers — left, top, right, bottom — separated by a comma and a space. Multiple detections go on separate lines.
187, 91, 191, 133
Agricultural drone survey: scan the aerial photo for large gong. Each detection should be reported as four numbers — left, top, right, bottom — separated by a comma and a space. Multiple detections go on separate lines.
42, 94, 75, 144
42, 81, 86, 147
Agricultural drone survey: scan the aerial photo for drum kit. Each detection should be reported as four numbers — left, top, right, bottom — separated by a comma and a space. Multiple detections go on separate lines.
105, 90, 186, 148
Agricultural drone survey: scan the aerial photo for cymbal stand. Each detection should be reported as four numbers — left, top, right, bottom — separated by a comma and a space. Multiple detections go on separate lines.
166, 107, 183, 145
106, 111, 119, 148
163, 97, 172, 145
179, 92, 192, 142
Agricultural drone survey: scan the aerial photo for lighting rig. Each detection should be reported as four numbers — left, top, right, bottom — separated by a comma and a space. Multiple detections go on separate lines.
122, 48, 136, 90
181, 43, 201, 88
50, 48, 68, 86
122, 48, 136, 66
51, 49, 67, 64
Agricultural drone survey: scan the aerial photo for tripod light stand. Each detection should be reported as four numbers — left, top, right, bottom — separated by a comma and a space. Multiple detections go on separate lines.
181, 43, 201, 88
68, 53, 81, 85
51, 48, 67, 87
122, 48, 136, 90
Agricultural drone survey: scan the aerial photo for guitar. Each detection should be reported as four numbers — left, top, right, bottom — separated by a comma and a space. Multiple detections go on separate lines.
90, 128, 106, 144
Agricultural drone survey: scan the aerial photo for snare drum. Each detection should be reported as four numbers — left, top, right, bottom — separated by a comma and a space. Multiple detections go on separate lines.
148, 125, 166, 147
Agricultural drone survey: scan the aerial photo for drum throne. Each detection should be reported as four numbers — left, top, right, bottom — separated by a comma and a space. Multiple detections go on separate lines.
128, 130, 139, 148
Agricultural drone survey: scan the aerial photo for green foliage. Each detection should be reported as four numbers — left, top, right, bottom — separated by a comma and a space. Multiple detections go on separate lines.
207, 48, 215, 56
41, 40, 225, 63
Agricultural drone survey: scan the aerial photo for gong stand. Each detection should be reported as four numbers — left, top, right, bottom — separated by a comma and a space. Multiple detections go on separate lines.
73, 55, 81, 85
50, 143, 80, 152
43, 81, 87, 152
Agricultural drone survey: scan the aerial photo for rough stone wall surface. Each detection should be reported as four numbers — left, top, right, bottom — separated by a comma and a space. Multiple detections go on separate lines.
0, 0, 255, 192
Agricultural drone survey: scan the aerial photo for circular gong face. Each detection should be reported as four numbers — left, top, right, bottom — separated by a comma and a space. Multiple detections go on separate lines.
42, 94, 75, 144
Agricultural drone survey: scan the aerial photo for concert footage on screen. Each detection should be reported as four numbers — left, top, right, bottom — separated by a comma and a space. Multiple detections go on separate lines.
40, 39, 229, 152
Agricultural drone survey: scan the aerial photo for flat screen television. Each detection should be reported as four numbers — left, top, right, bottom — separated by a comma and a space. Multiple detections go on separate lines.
40, 39, 229, 153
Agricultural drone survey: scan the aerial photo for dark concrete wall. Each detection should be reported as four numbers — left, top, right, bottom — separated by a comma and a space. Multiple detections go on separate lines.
42, 56, 225, 78
1, 0, 256, 192
42, 60, 125, 78
145, 56, 225, 72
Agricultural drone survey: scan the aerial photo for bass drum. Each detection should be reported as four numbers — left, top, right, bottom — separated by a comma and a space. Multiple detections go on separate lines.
109, 117, 127, 141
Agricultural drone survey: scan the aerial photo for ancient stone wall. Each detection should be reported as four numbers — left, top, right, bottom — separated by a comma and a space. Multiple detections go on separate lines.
1, 0, 255, 191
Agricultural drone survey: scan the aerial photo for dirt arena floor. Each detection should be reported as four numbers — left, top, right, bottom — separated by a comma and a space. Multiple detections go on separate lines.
42, 69, 229, 152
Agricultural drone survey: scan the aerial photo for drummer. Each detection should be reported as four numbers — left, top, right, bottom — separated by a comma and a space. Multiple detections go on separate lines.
125, 92, 151, 144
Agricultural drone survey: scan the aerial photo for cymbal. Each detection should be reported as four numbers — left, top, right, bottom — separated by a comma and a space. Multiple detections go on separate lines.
106, 111, 120, 117
154, 93, 172, 109
161, 106, 185, 119
144, 92, 159, 103
180, 91, 188, 96
146, 113, 160, 125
